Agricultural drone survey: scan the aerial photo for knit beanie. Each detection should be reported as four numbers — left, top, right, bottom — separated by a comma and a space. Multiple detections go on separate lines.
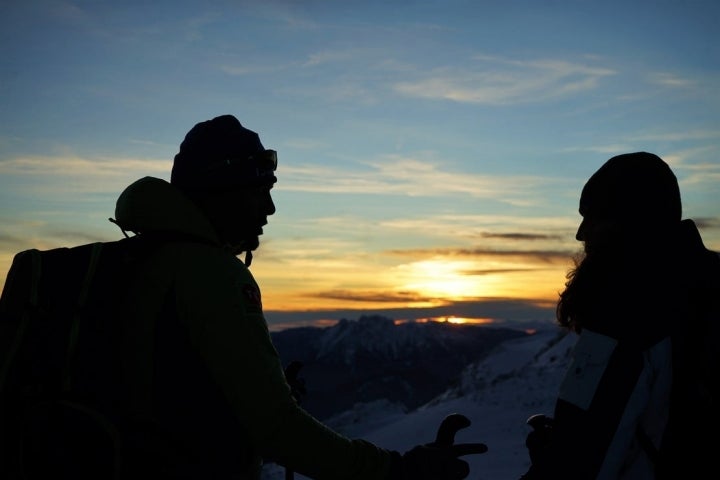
171, 114, 277, 191
580, 152, 681, 227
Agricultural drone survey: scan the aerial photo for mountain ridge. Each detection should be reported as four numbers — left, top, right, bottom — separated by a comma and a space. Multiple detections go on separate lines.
270, 315, 530, 419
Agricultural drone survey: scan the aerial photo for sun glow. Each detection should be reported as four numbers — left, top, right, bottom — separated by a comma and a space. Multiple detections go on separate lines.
393, 316, 496, 326
396, 259, 499, 300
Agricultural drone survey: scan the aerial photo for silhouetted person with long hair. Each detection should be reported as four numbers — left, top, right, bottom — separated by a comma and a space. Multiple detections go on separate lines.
521, 152, 719, 479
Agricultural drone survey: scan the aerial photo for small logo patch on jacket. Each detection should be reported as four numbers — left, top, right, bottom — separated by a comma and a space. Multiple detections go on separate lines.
242, 284, 262, 308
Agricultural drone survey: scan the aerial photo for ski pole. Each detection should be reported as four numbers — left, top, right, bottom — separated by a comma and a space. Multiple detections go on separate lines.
283, 361, 305, 480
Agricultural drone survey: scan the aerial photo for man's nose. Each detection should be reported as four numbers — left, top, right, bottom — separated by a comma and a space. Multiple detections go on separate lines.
266, 197, 276, 216
575, 219, 586, 241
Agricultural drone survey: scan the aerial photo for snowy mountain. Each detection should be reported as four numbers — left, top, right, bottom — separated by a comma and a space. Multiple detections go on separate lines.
262, 322, 577, 480
270, 315, 529, 419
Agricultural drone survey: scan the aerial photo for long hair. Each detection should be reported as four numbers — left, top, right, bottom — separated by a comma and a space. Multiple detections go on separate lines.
556, 248, 615, 334
556, 253, 582, 333
557, 224, 685, 338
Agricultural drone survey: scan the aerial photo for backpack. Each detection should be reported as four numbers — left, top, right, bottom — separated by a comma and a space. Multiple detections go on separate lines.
0, 235, 166, 479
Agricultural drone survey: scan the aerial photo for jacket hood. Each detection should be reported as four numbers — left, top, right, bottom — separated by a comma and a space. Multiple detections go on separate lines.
113, 176, 221, 244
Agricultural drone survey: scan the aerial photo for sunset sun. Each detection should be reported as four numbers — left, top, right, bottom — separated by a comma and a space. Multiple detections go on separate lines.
396, 259, 497, 300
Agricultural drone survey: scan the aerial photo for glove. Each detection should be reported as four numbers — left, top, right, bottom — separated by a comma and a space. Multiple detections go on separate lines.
524, 413, 553, 466
390, 413, 488, 480
284, 360, 307, 404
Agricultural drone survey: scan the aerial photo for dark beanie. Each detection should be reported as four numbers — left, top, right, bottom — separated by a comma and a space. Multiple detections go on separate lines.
171, 114, 277, 191
580, 152, 681, 226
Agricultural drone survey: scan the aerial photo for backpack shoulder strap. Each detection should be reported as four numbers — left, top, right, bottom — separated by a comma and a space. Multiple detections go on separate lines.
62, 242, 104, 391
0, 249, 42, 392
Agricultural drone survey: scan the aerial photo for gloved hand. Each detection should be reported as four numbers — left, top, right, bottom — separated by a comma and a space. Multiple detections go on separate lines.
284, 360, 307, 404
390, 413, 488, 480
524, 413, 553, 466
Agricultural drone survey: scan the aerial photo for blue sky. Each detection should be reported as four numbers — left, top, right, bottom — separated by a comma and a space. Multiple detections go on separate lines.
1, 0, 719, 330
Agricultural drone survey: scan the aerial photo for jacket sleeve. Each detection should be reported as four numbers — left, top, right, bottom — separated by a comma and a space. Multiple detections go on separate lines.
530, 328, 647, 480
174, 244, 394, 480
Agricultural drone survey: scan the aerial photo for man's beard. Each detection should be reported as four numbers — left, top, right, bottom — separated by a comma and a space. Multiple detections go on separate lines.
229, 234, 260, 256
241, 234, 260, 252
217, 221, 263, 256
557, 244, 617, 331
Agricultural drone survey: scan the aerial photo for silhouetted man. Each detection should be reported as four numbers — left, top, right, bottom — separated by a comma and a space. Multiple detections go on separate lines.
107, 114, 488, 479
521, 152, 719, 479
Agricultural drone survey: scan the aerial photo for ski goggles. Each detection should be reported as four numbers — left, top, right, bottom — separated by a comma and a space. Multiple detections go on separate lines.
198, 149, 278, 190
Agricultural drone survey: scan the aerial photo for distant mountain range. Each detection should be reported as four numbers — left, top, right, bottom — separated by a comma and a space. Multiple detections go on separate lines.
270, 315, 530, 420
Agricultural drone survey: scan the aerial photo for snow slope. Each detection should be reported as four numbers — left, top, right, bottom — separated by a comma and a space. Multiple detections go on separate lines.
262, 328, 577, 480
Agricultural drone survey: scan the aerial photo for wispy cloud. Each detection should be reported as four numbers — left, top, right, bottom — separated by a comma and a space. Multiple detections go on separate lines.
279, 156, 568, 204
303, 50, 358, 67
308, 289, 431, 304
220, 64, 286, 75
0, 154, 171, 195
379, 214, 577, 232
0, 225, 109, 257
629, 130, 720, 143
480, 232, 564, 241
695, 217, 720, 230
46, 0, 93, 26
647, 72, 696, 88
302, 285, 562, 310
385, 246, 573, 264
0, 155, 169, 177
560, 131, 720, 167
394, 55, 616, 105
283, 138, 332, 150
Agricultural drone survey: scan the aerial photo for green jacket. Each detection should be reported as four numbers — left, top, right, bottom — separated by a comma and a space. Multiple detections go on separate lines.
113, 176, 394, 479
